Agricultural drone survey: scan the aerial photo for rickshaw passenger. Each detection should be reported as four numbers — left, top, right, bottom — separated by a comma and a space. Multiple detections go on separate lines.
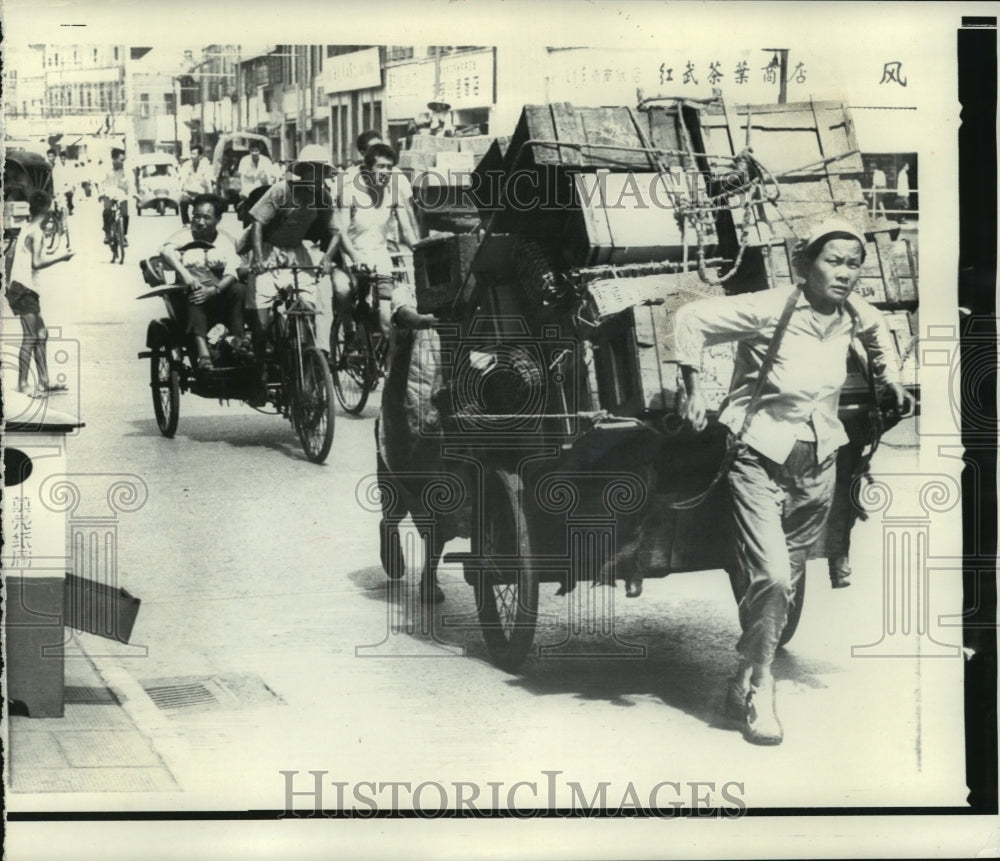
675, 218, 912, 747
247, 144, 340, 352
333, 143, 416, 339
159, 194, 246, 370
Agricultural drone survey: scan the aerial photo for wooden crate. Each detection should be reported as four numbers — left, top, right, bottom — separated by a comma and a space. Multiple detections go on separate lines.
504, 103, 655, 172
413, 233, 481, 314
409, 134, 460, 154
589, 274, 731, 417
569, 171, 715, 266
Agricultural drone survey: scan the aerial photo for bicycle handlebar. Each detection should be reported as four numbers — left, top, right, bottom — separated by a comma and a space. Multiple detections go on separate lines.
254, 264, 327, 273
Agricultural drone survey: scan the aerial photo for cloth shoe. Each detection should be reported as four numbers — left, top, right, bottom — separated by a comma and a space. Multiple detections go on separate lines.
743, 679, 783, 745
725, 676, 750, 725
829, 558, 852, 589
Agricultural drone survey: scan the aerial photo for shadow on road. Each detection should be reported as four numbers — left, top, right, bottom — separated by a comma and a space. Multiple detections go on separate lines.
125, 417, 323, 464
348, 563, 844, 733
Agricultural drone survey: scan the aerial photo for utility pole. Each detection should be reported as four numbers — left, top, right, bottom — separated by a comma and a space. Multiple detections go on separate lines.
762, 48, 789, 104
172, 77, 181, 157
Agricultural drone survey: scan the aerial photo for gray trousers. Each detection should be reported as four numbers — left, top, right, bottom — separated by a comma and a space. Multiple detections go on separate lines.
728, 440, 837, 665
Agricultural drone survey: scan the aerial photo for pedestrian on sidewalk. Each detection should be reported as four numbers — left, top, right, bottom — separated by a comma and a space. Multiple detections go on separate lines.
674, 217, 912, 746
7, 190, 75, 398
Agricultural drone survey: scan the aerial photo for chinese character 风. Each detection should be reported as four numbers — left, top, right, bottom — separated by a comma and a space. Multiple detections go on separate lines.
879, 61, 907, 87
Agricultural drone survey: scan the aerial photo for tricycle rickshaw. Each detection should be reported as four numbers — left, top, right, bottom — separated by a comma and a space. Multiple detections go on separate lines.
212, 132, 272, 213
137, 252, 336, 464
135, 153, 181, 216
377, 98, 919, 671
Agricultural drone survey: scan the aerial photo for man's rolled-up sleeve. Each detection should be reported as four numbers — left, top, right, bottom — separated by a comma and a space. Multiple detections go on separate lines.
672, 292, 768, 371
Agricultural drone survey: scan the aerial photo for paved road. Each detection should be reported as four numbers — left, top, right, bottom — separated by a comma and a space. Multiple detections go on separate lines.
7, 196, 968, 813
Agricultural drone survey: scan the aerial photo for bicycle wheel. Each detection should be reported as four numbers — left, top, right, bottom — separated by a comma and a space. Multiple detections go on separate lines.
331, 313, 374, 415
293, 345, 336, 464
108, 225, 120, 263
115, 219, 126, 265
473, 468, 539, 672
150, 342, 180, 437
368, 332, 388, 393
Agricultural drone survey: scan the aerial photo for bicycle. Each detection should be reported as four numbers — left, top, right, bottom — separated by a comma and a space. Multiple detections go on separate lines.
100, 195, 126, 265
44, 196, 71, 253
330, 263, 404, 415
256, 263, 337, 463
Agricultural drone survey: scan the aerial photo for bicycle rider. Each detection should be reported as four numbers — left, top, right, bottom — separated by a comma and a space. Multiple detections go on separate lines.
332, 143, 417, 341
246, 144, 341, 355
100, 147, 136, 247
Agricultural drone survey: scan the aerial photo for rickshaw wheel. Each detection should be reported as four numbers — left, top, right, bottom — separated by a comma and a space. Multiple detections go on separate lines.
150, 341, 180, 437
294, 345, 336, 464
331, 314, 373, 415
726, 566, 806, 648
474, 468, 539, 672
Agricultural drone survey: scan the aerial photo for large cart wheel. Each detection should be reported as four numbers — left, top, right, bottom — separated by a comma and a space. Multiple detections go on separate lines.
474, 468, 539, 672
150, 341, 180, 437
727, 567, 806, 648
331, 314, 373, 415
293, 345, 336, 464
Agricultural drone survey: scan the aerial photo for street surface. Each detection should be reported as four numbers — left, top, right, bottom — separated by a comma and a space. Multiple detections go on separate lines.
6, 195, 968, 813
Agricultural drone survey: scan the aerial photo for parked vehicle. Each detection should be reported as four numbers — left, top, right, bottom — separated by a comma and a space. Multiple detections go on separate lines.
135, 153, 181, 216
212, 132, 272, 211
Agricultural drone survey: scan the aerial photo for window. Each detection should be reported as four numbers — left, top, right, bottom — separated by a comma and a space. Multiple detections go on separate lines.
114, 47, 119, 61
164, 92, 176, 114
93, 48, 98, 63
87, 89, 92, 108
139, 93, 150, 118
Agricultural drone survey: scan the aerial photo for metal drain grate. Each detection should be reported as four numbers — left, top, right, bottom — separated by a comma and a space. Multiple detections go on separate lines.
143, 681, 220, 710
140, 674, 283, 713
64, 685, 120, 705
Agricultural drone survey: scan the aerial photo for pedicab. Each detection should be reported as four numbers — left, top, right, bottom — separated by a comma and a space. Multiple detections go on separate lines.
376, 98, 920, 671
136, 251, 336, 464
213, 132, 273, 212
135, 153, 181, 216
